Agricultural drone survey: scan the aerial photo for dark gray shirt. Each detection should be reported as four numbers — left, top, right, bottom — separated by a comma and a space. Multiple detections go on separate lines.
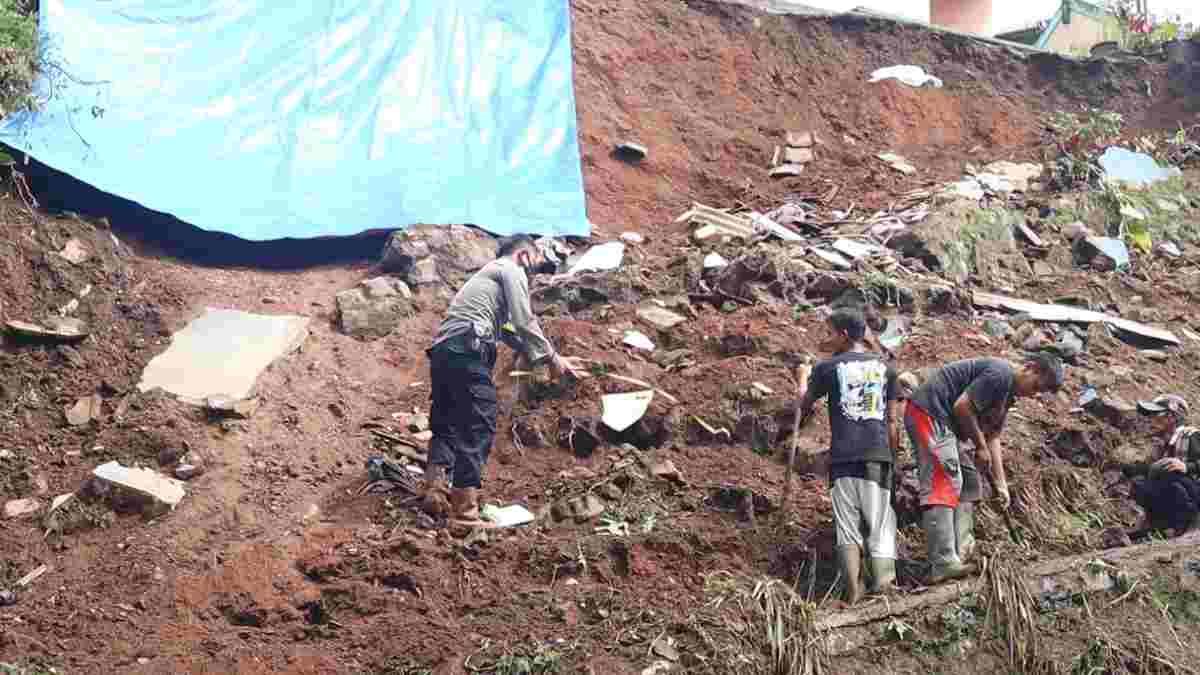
910, 358, 1014, 438
806, 351, 898, 467
431, 258, 555, 364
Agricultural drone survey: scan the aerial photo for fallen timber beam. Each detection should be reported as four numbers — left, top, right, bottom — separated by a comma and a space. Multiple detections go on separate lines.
816, 531, 1200, 654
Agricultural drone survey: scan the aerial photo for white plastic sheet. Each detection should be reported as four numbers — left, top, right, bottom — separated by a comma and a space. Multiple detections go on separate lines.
0, 1, 589, 240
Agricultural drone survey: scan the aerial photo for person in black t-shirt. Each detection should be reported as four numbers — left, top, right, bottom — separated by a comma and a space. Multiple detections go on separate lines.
905, 354, 1064, 584
797, 308, 900, 603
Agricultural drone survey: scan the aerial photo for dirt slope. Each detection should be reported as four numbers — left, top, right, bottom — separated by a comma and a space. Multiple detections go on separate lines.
1, 2, 1200, 674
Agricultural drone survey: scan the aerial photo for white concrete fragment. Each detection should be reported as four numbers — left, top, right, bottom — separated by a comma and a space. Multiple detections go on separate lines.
92, 461, 186, 511
138, 308, 310, 404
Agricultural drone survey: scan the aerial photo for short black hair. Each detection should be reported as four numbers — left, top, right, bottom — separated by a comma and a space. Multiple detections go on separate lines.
1026, 352, 1065, 391
829, 308, 866, 340
497, 234, 537, 259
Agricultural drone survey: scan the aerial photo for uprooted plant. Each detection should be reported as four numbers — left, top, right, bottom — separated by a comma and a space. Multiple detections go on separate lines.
1045, 107, 1125, 189
699, 575, 826, 675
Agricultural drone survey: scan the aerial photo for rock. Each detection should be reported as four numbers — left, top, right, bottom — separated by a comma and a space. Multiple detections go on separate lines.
1155, 241, 1183, 259
637, 305, 687, 332
158, 446, 186, 467
379, 225, 496, 285
58, 238, 92, 265
0, 590, 15, 606
877, 152, 916, 175
6, 318, 88, 341
1139, 349, 1169, 363
4, 498, 43, 519
783, 147, 815, 164
65, 394, 102, 427
204, 395, 260, 419
886, 201, 984, 282
394, 412, 430, 433
532, 272, 642, 315
513, 419, 548, 448
620, 232, 645, 245
409, 258, 439, 286
556, 494, 605, 523
1047, 330, 1085, 362
335, 276, 414, 339
558, 417, 602, 458
1074, 237, 1129, 271
1062, 221, 1092, 242
175, 463, 203, 481
614, 141, 648, 162
92, 461, 186, 516
1084, 396, 1137, 428
653, 349, 694, 369
981, 319, 1012, 339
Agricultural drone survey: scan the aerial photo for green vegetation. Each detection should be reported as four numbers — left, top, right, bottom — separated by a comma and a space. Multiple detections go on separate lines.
0, 0, 38, 118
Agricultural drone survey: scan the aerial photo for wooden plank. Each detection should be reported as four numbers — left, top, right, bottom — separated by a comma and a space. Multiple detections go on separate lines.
972, 291, 1179, 346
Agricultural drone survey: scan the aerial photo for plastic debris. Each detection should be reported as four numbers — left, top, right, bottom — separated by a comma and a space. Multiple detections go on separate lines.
1098, 147, 1182, 187
869, 65, 943, 88
601, 390, 655, 432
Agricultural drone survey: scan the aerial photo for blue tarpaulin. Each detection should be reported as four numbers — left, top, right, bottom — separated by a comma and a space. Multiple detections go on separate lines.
0, 1, 589, 240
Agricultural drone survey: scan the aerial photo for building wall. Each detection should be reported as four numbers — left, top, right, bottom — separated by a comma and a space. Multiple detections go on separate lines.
930, 0, 994, 35
1047, 11, 1116, 54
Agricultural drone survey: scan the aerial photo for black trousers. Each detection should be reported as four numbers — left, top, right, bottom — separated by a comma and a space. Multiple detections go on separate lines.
1133, 473, 1200, 533
426, 336, 498, 489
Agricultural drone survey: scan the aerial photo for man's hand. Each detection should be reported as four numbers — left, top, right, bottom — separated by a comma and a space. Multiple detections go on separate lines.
550, 354, 590, 381
994, 480, 1012, 511
1152, 457, 1187, 474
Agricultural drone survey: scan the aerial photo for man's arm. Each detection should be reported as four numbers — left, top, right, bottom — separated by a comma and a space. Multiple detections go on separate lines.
887, 399, 901, 458
796, 364, 823, 427
497, 262, 556, 365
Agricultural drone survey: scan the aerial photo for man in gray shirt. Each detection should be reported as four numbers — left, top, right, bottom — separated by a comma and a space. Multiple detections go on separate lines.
421, 234, 586, 527
905, 354, 1064, 583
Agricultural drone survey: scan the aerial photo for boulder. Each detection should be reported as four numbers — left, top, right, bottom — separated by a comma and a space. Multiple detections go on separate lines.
1084, 395, 1137, 429
335, 277, 414, 339
379, 225, 496, 286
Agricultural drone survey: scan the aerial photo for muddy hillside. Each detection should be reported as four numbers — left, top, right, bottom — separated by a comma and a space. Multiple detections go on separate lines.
3, 1, 1200, 674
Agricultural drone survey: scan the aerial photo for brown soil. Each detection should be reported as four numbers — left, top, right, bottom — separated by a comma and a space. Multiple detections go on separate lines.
2, 2, 1200, 673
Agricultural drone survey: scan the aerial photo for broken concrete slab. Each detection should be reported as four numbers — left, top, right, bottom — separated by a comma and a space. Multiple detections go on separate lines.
6, 318, 88, 342
637, 306, 687, 331
336, 276, 414, 339
4, 498, 43, 519
92, 461, 186, 514
973, 292, 1179, 347
138, 308, 310, 405
65, 394, 102, 427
